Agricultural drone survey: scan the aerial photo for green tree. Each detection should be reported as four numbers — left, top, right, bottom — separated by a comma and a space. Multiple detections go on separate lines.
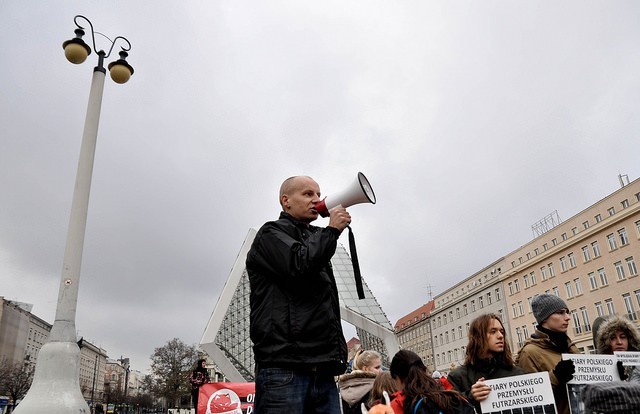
0, 358, 34, 413
149, 338, 197, 408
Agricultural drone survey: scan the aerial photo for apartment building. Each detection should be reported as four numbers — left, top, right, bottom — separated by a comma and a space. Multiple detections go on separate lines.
502, 178, 640, 354
394, 178, 640, 372
429, 260, 510, 374
394, 301, 434, 369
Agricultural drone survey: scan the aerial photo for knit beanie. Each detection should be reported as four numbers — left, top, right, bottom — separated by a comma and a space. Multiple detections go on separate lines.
531, 294, 568, 324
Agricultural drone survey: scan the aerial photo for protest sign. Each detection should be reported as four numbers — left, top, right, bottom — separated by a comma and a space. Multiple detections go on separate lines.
614, 350, 640, 366
199, 382, 255, 414
481, 372, 556, 414
562, 354, 620, 384
562, 353, 620, 414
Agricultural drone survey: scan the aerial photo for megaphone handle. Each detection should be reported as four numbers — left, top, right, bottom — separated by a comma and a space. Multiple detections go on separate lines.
347, 225, 365, 300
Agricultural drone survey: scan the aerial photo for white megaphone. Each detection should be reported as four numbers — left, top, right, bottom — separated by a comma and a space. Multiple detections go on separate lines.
316, 172, 376, 217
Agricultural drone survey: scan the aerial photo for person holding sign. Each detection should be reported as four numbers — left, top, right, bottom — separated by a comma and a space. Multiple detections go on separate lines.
448, 313, 524, 412
516, 294, 578, 414
595, 315, 640, 383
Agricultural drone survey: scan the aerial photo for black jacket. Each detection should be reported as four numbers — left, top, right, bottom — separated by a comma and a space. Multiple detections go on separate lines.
448, 357, 524, 412
246, 212, 348, 374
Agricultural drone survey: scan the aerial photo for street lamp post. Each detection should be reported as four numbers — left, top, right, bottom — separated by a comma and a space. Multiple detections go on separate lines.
14, 15, 133, 414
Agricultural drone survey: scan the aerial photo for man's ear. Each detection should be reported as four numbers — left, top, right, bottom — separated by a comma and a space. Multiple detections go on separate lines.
281, 195, 289, 210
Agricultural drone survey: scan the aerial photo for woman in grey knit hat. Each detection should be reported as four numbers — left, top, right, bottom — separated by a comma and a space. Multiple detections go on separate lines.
516, 294, 579, 414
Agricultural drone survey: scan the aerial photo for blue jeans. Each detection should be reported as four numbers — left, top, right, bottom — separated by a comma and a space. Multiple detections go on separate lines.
254, 367, 341, 414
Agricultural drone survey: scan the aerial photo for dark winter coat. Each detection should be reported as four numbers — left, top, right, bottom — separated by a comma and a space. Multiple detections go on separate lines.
246, 212, 348, 374
448, 357, 524, 412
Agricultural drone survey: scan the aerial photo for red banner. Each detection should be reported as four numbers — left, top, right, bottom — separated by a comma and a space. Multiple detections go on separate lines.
198, 382, 256, 414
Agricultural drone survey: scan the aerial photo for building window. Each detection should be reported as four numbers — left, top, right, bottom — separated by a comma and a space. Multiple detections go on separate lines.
582, 246, 591, 262
568, 253, 576, 268
487, 292, 492, 305
622, 199, 630, 209
607, 234, 618, 251
588, 272, 598, 290
534, 248, 539, 256
543, 243, 548, 251
518, 301, 524, 316
471, 300, 476, 312
523, 274, 530, 288
572, 227, 578, 236
592, 241, 601, 258
437, 317, 441, 327
574, 278, 583, 295
605, 298, 615, 315
565, 282, 574, 298
623, 293, 637, 321
615, 261, 626, 280
572, 310, 582, 335
516, 327, 523, 348
443, 313, 448, 324
595, 214, 602, 223
636, 220, 640, 236
635, 289, 640, 310
527, 297, 533, 312
560, 256, 568, 272
627, 257, 638, 277
552, 238, 558, 246
598, 268, 608, 286
580, 307, 591, 332
608, 207, 616, 216
514, 279, 520, 292
562, 233, 568, 241
463, 304, 468, 316
479, 296, 484, 308
456, 307, 460, 319
553, 286, 559, 297
595, 301, 604, 317
540, 266, 548, 281
512, 303, 518, 318
508, 282, 514, 295
583, 221, 589, 230
619, 228, 629, 246
458, 326, 463, 339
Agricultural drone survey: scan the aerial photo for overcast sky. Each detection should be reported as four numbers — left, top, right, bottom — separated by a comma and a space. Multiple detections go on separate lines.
2, 1, 640, 374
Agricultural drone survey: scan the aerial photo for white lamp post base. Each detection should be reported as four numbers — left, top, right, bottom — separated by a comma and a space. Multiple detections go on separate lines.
14, 342, 89, 413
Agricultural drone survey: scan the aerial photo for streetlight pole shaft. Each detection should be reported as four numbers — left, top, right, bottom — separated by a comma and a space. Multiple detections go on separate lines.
51, 68, 105, 342
14, 68, 106, 414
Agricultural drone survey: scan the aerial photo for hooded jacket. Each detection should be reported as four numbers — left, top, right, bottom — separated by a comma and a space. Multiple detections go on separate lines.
595, 315, 640, 383
516, 329, 579, 414
246, 212, 348, 374
338, 370, 377, 413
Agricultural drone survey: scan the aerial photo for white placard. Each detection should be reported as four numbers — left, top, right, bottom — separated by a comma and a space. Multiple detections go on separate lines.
614, 351, 640, 366
480, 372, 556, 414
562, 353, 620, 383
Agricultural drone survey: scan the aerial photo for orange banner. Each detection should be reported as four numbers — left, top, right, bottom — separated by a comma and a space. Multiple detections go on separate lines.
198, 382, 256, 414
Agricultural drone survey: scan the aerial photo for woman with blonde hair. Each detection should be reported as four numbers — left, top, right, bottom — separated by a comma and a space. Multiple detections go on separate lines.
339, 350, 383, 414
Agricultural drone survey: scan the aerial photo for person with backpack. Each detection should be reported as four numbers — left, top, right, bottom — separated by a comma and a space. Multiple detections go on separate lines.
387, 349, 476, 414
448, 313, 524, 413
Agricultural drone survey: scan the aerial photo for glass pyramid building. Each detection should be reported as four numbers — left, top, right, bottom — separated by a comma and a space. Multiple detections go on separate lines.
200, 228, 399, 382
